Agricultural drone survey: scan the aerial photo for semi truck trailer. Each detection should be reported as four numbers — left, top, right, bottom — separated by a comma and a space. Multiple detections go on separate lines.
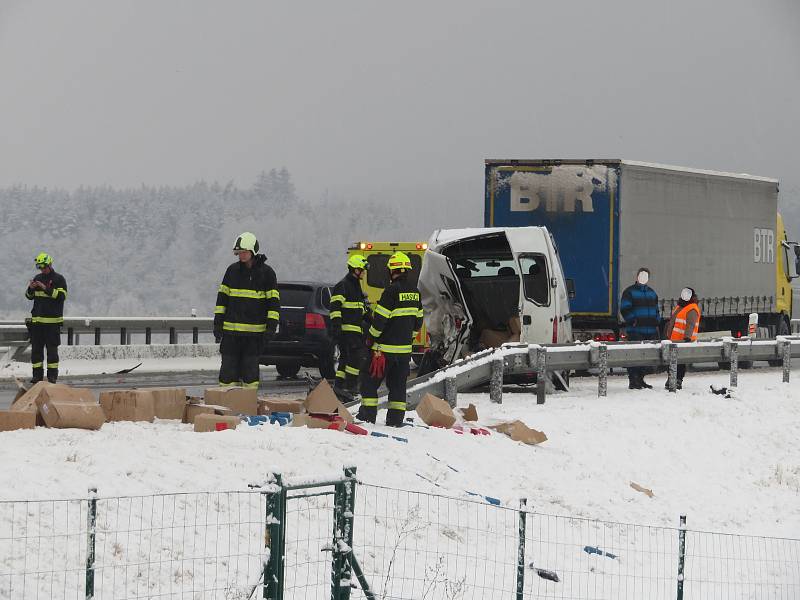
484, 159, 799, 342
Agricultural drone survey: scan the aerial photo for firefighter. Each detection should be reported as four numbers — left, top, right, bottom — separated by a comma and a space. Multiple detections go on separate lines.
329, 254, 370, 396
357, 252, 423, 426
25, 253, 68, 383
213, 232, 280, 389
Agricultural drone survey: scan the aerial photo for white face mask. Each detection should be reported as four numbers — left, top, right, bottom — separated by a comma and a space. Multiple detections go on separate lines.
680, 288, 693, 302
636, 271, 649, 285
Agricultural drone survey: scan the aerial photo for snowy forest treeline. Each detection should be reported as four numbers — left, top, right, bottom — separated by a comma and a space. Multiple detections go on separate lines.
0, 169, 452, 318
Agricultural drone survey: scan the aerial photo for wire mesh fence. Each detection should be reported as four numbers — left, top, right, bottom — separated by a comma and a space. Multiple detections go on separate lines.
0, 474, 799, 599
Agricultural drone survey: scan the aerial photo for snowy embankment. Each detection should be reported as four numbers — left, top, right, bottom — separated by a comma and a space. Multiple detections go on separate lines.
1, 366, 798, 538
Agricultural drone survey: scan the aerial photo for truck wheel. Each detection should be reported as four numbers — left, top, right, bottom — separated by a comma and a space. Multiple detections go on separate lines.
768, 318, 791, 367
276, 362, 301, 378
318, 343, 339, 379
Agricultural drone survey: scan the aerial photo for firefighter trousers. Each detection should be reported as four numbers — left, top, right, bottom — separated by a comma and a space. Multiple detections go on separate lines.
30, 323, 60, 383
335, 334, 369, 391
219, 335, 261, 389
359, 352, 409, 426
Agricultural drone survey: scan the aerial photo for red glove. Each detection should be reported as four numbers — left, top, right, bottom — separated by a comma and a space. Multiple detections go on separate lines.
369, 350, 386, 378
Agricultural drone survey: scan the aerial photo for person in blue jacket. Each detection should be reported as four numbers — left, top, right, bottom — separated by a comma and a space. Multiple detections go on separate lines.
620, 267, 660, 389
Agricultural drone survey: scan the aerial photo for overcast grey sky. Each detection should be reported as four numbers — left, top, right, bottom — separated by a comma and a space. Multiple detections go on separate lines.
1, 0, 798, 222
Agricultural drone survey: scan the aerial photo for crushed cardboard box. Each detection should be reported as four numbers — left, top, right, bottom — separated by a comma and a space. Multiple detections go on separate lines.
416, 394, 456, 428
0, 410, 37, 432
183, 404, 232, 424
479, 317, 522, 348
147, 387, 187, 420
458, 403, 479, 422
630, 482, 655, 498
258, 397, 304, 415
204, 387, 258, 415
194, 413, 242, 432
35, 396, 105, 430
490, 420, 547, 445
11, 382, 95, 427
99, 390, 155, 422
304, 380, 353, 423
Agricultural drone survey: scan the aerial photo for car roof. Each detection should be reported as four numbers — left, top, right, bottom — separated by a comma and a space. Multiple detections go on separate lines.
278, 280, 334, 288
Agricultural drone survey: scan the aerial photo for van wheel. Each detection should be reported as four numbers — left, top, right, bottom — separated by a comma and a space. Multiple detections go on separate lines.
276, 363, 301, 378
318, 343, 339, 379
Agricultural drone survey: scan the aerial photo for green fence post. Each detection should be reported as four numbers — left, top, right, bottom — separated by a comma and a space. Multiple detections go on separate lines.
85, 487, 97, 600
516, 498, 527, 600
264, 474, 285, 600
676, 514, 686, 600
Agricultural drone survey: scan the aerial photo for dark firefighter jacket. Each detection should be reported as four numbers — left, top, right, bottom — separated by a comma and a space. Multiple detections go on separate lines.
25, 270, 68, 324
367, 273, 423, 354
214, 255, 280, 336
330, 273, 367, 335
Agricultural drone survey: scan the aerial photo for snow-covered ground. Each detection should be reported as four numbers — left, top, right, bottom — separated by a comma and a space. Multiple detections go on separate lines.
1, 365, 797, 538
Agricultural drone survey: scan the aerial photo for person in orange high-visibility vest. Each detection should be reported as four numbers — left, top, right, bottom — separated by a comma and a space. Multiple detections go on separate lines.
665, 287, 701, 390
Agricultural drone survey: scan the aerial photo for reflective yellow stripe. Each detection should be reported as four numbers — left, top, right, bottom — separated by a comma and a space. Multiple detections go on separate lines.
374, 304, 391, 318
330, 294, 345, 304
344, 365, 360, 375
377, 343, 412, 353
219, 381, 237, 387
34, 291, 50, 298
47, 362, 59, 368
31, 362, 43, 368
242, 381, 260, 389
32, 316, 63, 324
265, 289, 280, 300
54, 288, 67, 299
342, 301, 364, 309
223, 321, 267, 333
329, 311, 342, 319
361, 397, 379, 407
267, 311, 280, 321
388, 401, 406, 410
335, 371, 346, 379
417, 309, 424, 317
342, 324, 362, 333
218, 284, 231, 295
368, 326, 382, 338
228, 288, 267, 299
391, 307, 420, 317
214, 305, 226, 314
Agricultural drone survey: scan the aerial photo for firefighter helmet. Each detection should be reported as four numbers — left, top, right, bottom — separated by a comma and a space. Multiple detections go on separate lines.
34, 253, 53, 267
387, 251, 412, 271
233, 232, 259, 254
347, 254, 368, 270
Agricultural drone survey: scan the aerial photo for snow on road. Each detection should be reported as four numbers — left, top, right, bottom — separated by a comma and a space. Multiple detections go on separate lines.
1, 365, 798, 539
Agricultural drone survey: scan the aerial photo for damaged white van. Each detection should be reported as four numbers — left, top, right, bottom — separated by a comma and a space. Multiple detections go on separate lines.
418, 227, 573, 369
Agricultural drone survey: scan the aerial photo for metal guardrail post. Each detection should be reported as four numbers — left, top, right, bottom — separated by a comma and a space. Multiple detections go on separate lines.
535, 347, 547, 405
193, 327, 199, 344
264, 474, 285, 600
120, 327, 126, 345
145, 327, 152, 345
516, 498, 527, 600
490, 358, 504, 403
94, 328, 101, 345
676, 514, 687, 600
169, 327, 177, 344
782, 340, 791, 383
729, 342, 739, 388
598, 344, 608, 397
67, 328, 74, 345
444, 377, 457, 407
85, 487, 97, 600
667, 343, 678, 393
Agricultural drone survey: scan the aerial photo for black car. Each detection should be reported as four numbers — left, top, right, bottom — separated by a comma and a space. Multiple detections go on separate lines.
260, 281, 338, 378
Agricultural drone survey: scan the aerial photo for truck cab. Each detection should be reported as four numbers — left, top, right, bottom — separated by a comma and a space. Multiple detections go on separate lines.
419, 227, 573, 365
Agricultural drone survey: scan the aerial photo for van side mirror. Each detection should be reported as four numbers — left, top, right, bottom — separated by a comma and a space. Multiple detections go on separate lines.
784, 241, 800, 279
566, 278, 576, 299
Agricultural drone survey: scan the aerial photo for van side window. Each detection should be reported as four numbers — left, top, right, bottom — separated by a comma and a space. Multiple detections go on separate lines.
519, 255, 549, 306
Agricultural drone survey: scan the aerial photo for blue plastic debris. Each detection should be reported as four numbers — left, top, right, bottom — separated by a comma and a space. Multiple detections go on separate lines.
245, 413, 292, 427
583, 545, 617, 559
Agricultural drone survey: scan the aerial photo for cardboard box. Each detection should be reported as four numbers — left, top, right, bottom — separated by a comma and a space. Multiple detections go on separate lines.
304, 381, 354, 422
11, 382, 94, 426
148, 387, 187, 420
99, 390, 155, 423
194, 413, 242, 432
35, 396, 105, 430
292, 414, 348, 431
458, 403, 479, 422
183, 404, 232, 424
0, 411, 37, 432
416, 393, 456, 428
490, 420, 547, 445
204, 387, 258, 415
258, 397, 305, 415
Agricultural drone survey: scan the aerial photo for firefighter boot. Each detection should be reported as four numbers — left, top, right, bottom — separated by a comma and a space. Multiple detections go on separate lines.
385, 408, 405, 427
356, 405, 377, 424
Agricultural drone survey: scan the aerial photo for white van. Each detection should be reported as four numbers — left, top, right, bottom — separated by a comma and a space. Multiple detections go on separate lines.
419, 227, 573, 366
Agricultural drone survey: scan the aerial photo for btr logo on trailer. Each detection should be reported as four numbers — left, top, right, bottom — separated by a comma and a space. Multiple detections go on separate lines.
753, 228, 774, 264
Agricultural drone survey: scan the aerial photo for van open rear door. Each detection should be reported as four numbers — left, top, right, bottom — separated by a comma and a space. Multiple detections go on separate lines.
418, 250, 473, 363
503, 228, 559, 344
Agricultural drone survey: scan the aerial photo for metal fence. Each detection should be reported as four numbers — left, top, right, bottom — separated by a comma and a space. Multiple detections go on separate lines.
2, 472, 798, 599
